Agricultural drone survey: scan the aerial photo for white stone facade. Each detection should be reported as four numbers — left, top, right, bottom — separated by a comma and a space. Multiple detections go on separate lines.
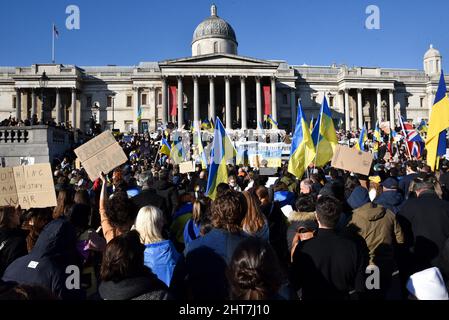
0, 5, 447, 133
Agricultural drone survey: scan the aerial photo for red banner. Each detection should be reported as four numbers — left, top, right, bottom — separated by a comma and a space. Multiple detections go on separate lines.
169, 86, 177, 117
263, 85, 271, 115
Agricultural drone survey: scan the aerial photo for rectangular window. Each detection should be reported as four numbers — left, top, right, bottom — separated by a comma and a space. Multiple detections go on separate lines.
127, 95, 132, 107
420, 97, 424, 108
142, 93, 147, 105
329, 96, 334, 106
13, 96, 16, 109
158, 93, 162, 105
282, 94, 288, 104
107, 96, 113, 108
86, 95, 92, 109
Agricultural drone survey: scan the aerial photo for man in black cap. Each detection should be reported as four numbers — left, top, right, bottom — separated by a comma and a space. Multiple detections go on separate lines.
374, 177, 405, 215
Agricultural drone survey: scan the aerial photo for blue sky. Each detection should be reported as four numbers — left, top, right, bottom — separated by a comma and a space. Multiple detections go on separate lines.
1, 0, 448, 70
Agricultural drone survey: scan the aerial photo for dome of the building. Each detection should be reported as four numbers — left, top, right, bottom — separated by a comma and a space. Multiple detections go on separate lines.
191, 5, 238, 56
424, 44, 441, 59
192, 5, 237, 44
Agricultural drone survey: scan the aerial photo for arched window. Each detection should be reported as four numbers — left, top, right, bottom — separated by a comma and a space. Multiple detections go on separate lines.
213, 41, 218, 53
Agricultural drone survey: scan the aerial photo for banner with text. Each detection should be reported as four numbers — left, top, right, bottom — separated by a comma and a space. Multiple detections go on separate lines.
0, 163, 57, 209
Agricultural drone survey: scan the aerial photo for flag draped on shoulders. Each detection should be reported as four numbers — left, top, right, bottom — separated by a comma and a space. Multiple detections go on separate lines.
288, 102, 316, 179
206, 117, 235, 200
426, 71, 449, 171
311, 97, 338, 167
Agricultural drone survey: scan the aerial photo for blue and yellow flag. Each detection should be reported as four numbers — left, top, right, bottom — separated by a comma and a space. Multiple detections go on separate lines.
373, 121, 382, 142
170, 139, 185, 164
193, 121, 208, 170
309, 116, 314, 131
206, 117, 235, 200
267, 115, 279, 129
426, 71, 449, 171
355, 125, 368, 151
288, 102, 316, 179
160, 138, 171, 157
418, 119, 428, 134
137, 104, 142, 122
311, 97, 338, 167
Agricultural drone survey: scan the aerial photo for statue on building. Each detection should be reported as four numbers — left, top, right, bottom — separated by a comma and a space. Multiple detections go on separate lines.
381, 101, 388, 122
362, 101, 371, 120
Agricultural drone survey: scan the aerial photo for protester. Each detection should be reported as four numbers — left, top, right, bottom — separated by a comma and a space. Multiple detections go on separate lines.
134, 205, 180, 287
98, 230, 170, 300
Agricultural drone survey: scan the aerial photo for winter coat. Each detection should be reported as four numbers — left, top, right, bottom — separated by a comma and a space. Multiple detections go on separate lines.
0, 228, 27, 277
2, 219, 83, 299
153, 180, 179, 214
143, 240, 180, 287
99, 269, 170, 300
348, 202, 404, 266
291, 228, 368, 300
397, 190, 449, 273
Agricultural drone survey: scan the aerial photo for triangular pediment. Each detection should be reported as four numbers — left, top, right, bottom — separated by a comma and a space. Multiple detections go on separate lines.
159, 53, 279, 68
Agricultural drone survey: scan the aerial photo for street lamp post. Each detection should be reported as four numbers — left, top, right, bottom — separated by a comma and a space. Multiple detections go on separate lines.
39, 72, 49, 123
112, 95, 115, 131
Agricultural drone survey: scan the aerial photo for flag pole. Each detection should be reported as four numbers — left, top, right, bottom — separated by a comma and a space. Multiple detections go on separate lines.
313, 95, 325, 170
52, 23, 55, 63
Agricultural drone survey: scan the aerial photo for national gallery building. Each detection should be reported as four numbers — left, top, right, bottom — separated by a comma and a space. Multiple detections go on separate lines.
0, 5, 447, 133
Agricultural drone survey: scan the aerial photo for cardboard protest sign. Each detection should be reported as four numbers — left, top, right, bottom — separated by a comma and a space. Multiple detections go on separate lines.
0, 163, 57, 209
179, 161, 196, 174
74, 131, 127, 181
331, 145, 373, 176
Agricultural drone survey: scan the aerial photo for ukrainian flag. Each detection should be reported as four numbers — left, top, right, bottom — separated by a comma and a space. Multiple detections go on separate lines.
137, 104, 142, 122
206, 117, 235, 200
288, 102, 316, 179
170, 140, 185, 164
309, 116, 314, 131
267, 115, 279, 129
160, 138, 171, 157
426, 71, 449, 171
311, 97, 338, 167
373, 121, 382, 142
418, 119, 428, 134
355, 125, 368, 151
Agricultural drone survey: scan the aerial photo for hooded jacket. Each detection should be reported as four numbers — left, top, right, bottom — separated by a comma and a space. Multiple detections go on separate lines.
374, 190, 404, 215
348, 201, 404, 266
2, 219, 83, 300
0, 228, 27, 277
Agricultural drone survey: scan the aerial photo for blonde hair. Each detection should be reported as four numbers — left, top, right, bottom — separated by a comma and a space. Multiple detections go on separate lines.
133, 206, 166, 244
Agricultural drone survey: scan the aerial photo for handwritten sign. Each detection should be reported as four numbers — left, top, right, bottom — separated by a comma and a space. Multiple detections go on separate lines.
74, 130, 127, 181
331, 145, 373, 176
0, 163, 57, 209
179, 161, 196, 174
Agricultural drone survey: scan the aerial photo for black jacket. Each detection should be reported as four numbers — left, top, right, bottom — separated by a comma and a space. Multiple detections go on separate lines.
397, 191, 449, 274
132, 188, 167, 213
153, 180, 179, 215
99, 269, 170, 300
291, 228, 368, 300
398, 173, 419, 198
2, 219, 83, 300
0, 228, 27, 277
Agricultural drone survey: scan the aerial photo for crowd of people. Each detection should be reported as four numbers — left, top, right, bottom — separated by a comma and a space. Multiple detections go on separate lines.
0, 124, 449, 301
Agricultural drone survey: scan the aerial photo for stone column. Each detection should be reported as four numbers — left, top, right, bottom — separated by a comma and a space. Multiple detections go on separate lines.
225, 76, 231, 130
71, 88, 77, 129
376, 89, 382, 124
133, 87, 140, 133
290, 89, 296, 130
150, 87, 157, 131
357, 89, 363, 129
240, 76, 247, 130
31, 89, 37, 118
256, 77, 262, 129
389, 90, 395, 129
161, 77, 168, 124
428, 90, 435, 119
209, 76, 215, 122
344, 89, 350, 131
193, 76, 200, 129
15, 88, 22, 121
55, 88, 61, 124
177, 76, 184, 128
271, 77, 277, 121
